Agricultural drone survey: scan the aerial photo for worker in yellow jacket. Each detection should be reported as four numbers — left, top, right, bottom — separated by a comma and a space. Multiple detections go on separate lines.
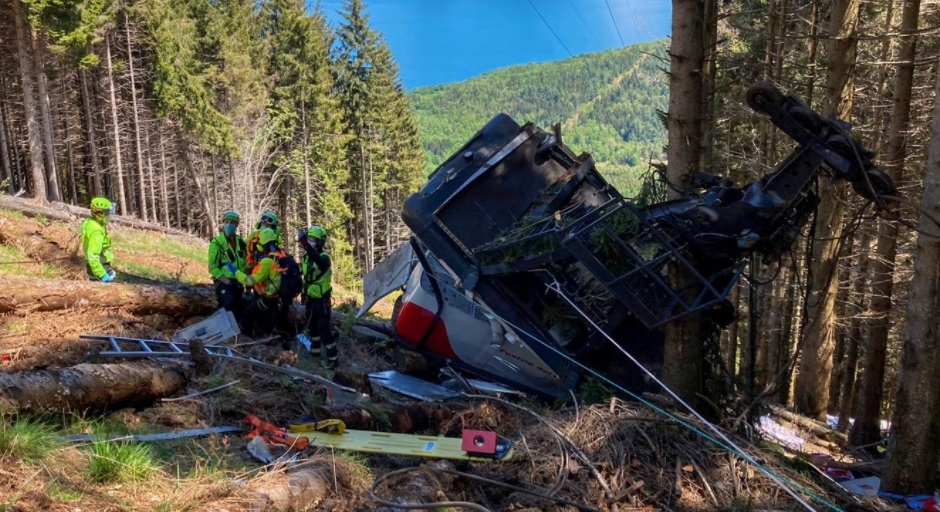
81, 197, 116, 282
227, 227, 282, 337
208, 210, 248, 322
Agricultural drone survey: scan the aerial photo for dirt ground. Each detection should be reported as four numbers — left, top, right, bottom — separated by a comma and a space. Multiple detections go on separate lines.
0, 217, 907, 512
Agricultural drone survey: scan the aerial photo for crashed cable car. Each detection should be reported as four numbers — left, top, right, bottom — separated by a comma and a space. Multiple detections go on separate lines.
359, 82, 895, 398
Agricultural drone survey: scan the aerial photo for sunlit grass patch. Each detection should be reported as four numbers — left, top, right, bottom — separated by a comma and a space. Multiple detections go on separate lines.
0, 416, 60, 462
85, 441, 157, 483
110, 231, 206, 264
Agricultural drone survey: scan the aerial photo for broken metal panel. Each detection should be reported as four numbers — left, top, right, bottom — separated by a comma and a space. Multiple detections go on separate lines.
171, 308, 240, 345
368, 370, 459, 402
357, 242, 414, 318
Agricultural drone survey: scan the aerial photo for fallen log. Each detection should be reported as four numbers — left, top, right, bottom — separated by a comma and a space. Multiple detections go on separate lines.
769, 405, 848, 443
0, 194, 193, 237
0, 217, 79, 265
208, 460, 337, 512
0, 361, 188, 413
0, 277, 216, 316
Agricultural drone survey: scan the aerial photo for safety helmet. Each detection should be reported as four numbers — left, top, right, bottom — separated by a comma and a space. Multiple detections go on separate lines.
221, 211, 240, 224
259, 211, 278, 226
258, 227, 279, 246
90, 197, 113, 214
307, 225, 327, 240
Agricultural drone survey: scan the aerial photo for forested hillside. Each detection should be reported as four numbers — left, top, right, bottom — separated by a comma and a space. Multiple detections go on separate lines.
410, 41, 668, 195
0, 0, 424, 280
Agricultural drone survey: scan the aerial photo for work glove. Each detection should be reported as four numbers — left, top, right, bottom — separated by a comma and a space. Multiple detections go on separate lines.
224, 262, 237, 275
100, 269, 116, 283
297, 229, 308, 243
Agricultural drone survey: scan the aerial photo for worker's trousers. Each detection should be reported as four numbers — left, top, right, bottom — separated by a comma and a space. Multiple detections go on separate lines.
304, 292, 336, 368
214, 279, 244, 323
241, 295, 279, 338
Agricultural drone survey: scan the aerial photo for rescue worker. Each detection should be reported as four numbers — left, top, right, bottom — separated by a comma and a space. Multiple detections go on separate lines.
226, 227, 282, 338
208, 211, 248, 322
299, 225, 336, 369
246, 211, 283, 269
82, 197, 117, 282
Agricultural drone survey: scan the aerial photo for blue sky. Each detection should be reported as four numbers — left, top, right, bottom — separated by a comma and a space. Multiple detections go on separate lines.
320, 0, 672, 90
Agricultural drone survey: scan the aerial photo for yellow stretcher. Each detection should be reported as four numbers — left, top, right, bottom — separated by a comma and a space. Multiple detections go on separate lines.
285, 427, 514, 462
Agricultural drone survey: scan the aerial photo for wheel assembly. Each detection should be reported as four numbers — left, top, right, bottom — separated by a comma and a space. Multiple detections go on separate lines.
746, 81, 785, 115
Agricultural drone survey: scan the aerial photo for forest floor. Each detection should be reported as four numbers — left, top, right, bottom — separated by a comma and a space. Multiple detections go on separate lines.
0, 205, 908, 512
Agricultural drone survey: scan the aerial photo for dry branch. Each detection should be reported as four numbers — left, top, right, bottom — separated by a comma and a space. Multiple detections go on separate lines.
0, 277, 216, 315
0, 361, 188, 413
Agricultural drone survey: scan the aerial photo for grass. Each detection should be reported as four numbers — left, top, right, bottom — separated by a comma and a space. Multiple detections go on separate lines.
109, 231, 206, 264
85, 440, 157, 483
0, 416, 60, 463
0, 244, 68, 279
46, 483, 83, 503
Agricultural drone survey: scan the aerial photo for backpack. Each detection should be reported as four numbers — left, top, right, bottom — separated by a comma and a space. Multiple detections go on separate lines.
275, 251, 303, 301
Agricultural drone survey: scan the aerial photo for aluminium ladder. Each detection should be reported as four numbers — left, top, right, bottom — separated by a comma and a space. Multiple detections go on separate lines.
80, 334, 368, 406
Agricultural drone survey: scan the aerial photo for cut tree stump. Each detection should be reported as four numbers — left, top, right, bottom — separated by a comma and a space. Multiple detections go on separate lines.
0, 277, 216, 316
0, 361, 188, 413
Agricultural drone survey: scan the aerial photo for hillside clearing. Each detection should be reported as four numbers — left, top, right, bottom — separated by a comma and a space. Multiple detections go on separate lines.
0, 207, 899, 511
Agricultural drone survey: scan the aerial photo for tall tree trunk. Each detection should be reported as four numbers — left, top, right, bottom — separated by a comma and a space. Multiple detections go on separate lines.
724, 283, 740, 393
80, 69, 103, 196
12, 0, 48, 203
0, 101, 14, 194
30, 30, 61, 202
804, 0, 819, 106
104, 34, 127, 215
699, 0, 718, 171
159, 129, 170, 227
125, 16, 148, 221
663, 0, 706, 409
851, 0, 920, 449
147, 132, 158, 221
794, 0, 859, 420
777, 263, 798, 405
881, 54, 940, 494
839, 227, 870, 432
177, 133, 215, 235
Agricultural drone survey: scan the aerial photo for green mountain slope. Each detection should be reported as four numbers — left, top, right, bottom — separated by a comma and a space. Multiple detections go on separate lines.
409, 40, 668, 195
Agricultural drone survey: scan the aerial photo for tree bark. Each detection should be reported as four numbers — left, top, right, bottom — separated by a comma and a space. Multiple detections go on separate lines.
882, 50, 940, 496
851, 0, 920, 450
12, 0, 48, 203
80, 69, 103, 196
794, 0, 859, 420
125, 15, 149, 222
104, 34, 127, 215
663, 0, 706, 410
0, 277, 216, 316
30, 28, 61, 202
0, 361, 188, 413
0, 100, 14, 194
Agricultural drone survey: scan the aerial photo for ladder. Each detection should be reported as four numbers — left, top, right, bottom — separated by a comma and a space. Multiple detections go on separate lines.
80, 334, 369, 406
